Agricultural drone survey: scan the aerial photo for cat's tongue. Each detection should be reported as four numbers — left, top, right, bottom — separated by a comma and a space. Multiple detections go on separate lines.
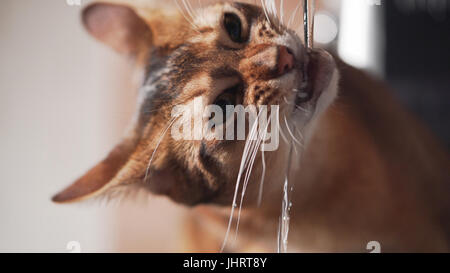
295, 49, 335, 106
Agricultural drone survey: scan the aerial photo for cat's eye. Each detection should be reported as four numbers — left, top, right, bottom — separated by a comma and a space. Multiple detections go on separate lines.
223, 13, 243, 43
211, 85, 241, 124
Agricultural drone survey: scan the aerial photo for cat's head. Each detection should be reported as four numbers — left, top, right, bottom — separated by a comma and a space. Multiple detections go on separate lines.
53, 1, 338, 206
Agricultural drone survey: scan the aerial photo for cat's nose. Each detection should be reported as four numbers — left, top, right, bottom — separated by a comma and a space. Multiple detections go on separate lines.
277, 46, 294, 77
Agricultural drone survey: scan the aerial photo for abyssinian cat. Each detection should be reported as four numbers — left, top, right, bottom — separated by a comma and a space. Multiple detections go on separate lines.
53, 0, 450, 252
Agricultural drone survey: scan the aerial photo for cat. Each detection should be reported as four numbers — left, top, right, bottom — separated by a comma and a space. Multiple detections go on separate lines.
52, 0, 450, 252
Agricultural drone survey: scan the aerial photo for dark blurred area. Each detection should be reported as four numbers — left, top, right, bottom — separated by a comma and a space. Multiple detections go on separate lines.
384, 0, 450, 150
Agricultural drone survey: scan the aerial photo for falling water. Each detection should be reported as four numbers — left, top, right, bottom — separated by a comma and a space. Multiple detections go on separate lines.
277, 140, 294, 253
277, 0, 315, 253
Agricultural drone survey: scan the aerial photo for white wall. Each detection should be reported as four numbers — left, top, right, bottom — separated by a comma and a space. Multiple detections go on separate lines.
0, 0, 123, 252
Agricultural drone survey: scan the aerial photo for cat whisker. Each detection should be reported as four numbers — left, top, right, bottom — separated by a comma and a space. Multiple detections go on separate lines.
280, 96, 307, 154
234, 112, 265, 241
174, 0, 201, 33
260, 0, 274, 28
257, 116, 271, 207
294, 127, 305, 152
183, 0, 199, 22
283, 95, 296, 106
280, 0, 285, 26
179, 0, 195, 21
284, 116, 302, 145
221, 111, 261, 252
267, 0, 278, 20
279, 120, 289, 144
143, 114, 180, 183
295, 127, 305, 141
295, 104, 310, 114
288, 1, 303, 29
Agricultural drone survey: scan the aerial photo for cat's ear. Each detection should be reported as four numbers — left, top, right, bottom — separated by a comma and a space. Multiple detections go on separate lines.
51, 137, 139, 203
82, 3, 153, 56
52, 132, 177, 203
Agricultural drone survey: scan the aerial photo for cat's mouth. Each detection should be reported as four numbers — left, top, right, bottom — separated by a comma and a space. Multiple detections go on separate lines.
292, 49, 336, 110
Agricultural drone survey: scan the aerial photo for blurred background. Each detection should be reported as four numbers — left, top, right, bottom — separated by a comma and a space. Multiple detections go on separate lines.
0, 0, 448, 252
